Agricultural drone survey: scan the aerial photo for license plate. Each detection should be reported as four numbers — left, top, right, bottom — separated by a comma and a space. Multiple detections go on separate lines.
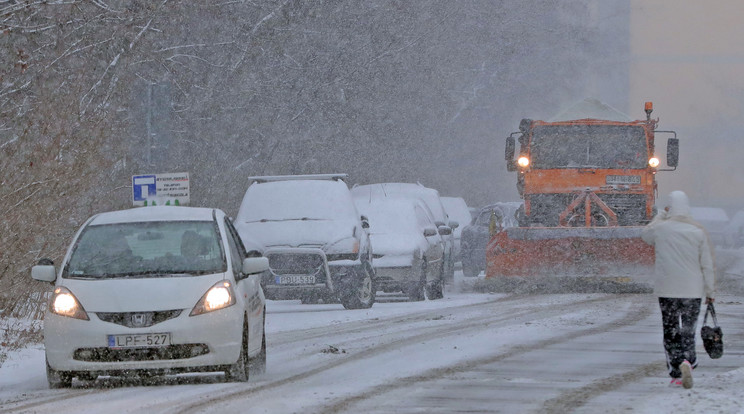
108, 333, 171, 348
275, 275, 316, 285
606, 175, 641, 185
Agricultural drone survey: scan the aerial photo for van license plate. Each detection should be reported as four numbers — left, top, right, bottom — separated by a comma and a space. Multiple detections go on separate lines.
108, 333, 171, 348
276, 275, 316, 285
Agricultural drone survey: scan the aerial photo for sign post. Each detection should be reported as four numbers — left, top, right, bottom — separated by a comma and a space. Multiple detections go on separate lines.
132, 172, 190, 206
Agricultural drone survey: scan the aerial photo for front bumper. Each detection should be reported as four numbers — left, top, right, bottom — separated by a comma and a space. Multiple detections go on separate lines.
262, 247, 364, 299
44, 303, 244, 374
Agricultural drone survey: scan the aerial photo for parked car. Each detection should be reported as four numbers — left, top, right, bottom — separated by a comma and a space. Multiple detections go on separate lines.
352, 183, 457, 283
354, 197, 445, 300
727, 210, 744, 248
460, 202, 521, 277
440, 196, 473, 263
690, 206, 730, 248
31, 206, 269, 388
235, 174, 376, 309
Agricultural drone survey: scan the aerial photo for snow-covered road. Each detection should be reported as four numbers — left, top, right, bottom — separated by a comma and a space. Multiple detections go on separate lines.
2, 282, 744, 414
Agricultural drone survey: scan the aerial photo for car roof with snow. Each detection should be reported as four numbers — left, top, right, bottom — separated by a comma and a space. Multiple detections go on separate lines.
352, 183, 448, 222
237, 177, 358, 223
89, 206, 220, 225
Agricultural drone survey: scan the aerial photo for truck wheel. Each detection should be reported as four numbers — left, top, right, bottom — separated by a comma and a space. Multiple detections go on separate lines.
341, 266, 376, 309
46, 358, 73, 389
462, 255, 479, 277
225, 322, 249, 382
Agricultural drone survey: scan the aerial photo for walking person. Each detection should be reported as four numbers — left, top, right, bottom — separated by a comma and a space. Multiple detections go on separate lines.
641, 190, 715, 389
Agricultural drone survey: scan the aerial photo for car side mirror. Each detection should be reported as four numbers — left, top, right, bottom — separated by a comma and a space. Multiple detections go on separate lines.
361, 215, 370, 229
423, 227, 438, 237
449, 220, 459, 230
31, 263, 57, 283
438, 226, 452, 236
242, 257, 269, 275
667, 137, 679, 168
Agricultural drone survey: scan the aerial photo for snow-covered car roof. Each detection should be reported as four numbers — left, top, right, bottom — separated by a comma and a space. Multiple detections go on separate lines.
440, 197, 472, 230
352, 183, 448, 223
89, 206, 219, 225
237, 179, 358, 223
691, 207, 730, 232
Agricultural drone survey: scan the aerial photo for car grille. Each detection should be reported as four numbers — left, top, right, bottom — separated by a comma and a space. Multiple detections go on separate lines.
96, 310, 183, 328
73, 344, 209, 362
267, 252, 326, 279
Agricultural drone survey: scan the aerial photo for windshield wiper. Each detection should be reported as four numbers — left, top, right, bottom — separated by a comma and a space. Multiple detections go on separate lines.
246, 217, 325, 223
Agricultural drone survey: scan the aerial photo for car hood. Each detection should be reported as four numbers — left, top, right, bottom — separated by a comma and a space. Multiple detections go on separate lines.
237, 219, 356, 248
369, 233, 424, 256
60, 273, 226, 312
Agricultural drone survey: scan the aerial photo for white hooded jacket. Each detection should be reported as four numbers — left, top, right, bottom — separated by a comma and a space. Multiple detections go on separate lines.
641, 191, 715, 299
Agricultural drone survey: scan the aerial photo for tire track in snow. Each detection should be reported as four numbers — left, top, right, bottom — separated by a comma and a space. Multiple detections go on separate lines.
318, 295, 654, 414
172, 294, 625, 414
0, 294, 516, 413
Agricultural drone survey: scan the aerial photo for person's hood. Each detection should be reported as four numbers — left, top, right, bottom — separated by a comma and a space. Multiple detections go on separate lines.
668, 190, 692, 218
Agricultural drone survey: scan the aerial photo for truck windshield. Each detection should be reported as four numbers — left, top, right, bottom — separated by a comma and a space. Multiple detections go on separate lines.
530, 125, 648, 169
63, 221, 226, 279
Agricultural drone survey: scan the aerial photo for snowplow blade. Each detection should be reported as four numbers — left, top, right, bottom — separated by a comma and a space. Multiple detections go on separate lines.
486, 226, 654, 286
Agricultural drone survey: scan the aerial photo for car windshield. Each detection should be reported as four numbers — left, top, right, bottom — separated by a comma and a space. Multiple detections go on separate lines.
63, 221, 226, 279
363, 205, 419, 235
530, 124, 647, 169
239, 180, 357, 223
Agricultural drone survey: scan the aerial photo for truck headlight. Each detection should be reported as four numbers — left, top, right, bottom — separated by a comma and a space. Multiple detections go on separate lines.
50, 287, 89, 320
190, 281, 235, 316
517, 156, 530, 168
648, 157, 660, 168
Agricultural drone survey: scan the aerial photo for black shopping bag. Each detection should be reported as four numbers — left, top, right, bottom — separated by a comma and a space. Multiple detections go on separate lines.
701, 302, 723, 359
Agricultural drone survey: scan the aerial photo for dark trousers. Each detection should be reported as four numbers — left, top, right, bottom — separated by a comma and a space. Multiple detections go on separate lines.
659, 297, 701, 378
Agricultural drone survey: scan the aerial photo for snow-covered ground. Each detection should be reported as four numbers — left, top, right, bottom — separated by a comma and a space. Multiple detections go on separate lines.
2, 269, 744, 413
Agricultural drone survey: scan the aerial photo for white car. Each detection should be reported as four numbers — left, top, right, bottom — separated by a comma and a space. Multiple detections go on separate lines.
439, 196, 473, 262
354, 197, 445, 301
351, 183, 457, 283
235, 174, 376, 309
31, 206, 269, 388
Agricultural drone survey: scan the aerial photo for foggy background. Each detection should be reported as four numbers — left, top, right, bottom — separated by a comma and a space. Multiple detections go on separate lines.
1, 0, 742, 310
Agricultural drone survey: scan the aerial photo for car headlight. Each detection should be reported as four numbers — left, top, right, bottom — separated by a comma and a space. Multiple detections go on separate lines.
190, 281, 236, 316
325, 237, 360, 261
50, 287, 89, 320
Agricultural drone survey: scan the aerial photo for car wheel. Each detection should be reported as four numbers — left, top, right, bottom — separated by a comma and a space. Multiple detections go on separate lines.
340, 265, 376, 310
462, 254, 479, 277
406, 260, 426, 301
426, 261, 445, 300
224, 322, 249, 382
300, 293, 318, 304
46, 358, 73, 389
248, 310, 267, 377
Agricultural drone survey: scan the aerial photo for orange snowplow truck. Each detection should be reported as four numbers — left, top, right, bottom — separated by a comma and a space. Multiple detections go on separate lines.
487, 101, 679, 280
